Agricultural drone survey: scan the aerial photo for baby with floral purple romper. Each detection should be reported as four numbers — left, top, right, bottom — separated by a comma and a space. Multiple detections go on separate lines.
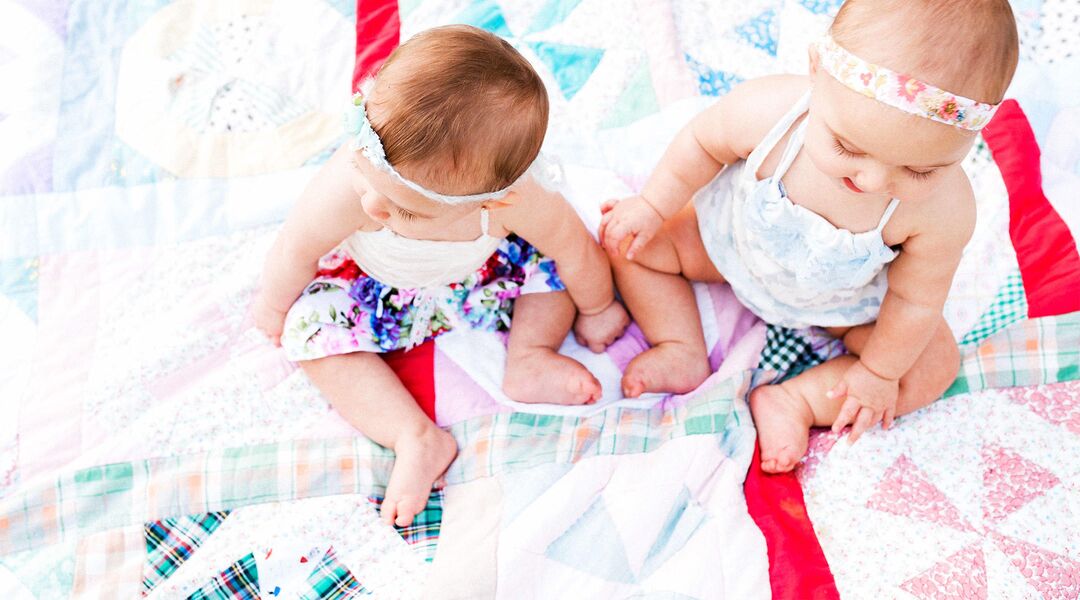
253, 26, 629, 528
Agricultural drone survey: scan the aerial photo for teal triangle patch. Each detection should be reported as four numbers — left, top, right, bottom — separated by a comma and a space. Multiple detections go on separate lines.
186, 552, 258, 599
456, 0, 512, 37
144, 512, 231, 594
0, 258, 38, 322
545, 497, 636, 583
526, 41, 604, 100
526, 0, 583, 34
639, 487, 708, 578
600, 61, 659, 129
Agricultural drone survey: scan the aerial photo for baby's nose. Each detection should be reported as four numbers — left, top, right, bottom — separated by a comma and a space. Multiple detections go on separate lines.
854, 169, 891, 195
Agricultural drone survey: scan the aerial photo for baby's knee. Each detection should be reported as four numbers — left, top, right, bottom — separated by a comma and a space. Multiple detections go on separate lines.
899, 331, 960, 411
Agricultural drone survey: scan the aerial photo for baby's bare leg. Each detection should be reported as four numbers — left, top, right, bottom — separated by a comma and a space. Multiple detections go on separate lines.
611, 202, 720, 396
301, 353, 457, 527
751, 318, 959, 473
503, 291, 602, 405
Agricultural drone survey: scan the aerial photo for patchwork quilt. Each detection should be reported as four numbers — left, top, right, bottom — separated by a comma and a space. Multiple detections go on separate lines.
1, 0, 1078, 598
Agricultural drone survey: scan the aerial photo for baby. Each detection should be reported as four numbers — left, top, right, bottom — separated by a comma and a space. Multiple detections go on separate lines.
600, 0, 1018, 472
255, 25, 628, 526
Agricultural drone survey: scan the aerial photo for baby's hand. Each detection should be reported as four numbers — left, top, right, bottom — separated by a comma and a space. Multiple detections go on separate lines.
599, 196, 664, 260
574, 301, 630, 353
253, 295, 287, 347
829, 359, 899, 443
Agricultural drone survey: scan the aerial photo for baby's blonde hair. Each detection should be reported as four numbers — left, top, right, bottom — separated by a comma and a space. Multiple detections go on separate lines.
368, 25, 549, 195
831, 0, 1019, 104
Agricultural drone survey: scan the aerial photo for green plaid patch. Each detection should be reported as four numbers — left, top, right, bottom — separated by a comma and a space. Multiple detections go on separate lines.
187, 552, 259, 600
144, 511, 230, 593
299, 547, 366, 599
367, 491, 443, 563
947, 311, 1080, 397
960, 271, 1028, 348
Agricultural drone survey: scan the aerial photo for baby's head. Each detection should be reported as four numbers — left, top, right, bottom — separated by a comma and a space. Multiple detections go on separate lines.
351, 25, 548, 232
805, 0, 1019, 201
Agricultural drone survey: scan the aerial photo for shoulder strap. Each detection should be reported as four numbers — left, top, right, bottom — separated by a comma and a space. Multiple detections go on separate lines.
770, 119, 808, 182
745, 91, 812, 177
876, 198, 901, 230
479, 207, 490, 236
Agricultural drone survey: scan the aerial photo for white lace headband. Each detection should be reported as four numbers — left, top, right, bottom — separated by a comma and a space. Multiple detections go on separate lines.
343, 92, 517, 205
817, 35, 1000, 131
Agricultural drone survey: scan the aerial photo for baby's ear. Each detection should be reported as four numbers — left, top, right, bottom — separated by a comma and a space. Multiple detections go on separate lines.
483, 191, 518, 210
807, 44, 820, 76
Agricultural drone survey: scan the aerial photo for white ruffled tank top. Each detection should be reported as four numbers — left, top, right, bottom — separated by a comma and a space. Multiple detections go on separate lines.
694, 91, 901, 329
342, 208, 501, 289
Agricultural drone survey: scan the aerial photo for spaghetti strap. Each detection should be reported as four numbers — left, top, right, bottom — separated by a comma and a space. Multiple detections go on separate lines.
745, 91, 812, 178
479, 207, 490, 236
770, 120, 807, 183
876, 198, 901, 230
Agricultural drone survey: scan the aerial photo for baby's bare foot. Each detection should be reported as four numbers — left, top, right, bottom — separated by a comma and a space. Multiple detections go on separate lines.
749, 384, 815, 473
621, 342, 710, 397
381, 425, 457, 527
504, 348, 602, 405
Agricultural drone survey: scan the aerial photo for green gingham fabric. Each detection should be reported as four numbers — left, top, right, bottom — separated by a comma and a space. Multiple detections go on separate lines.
299, 547, 366, 599
757, 325, 821, 373
960, 271, 1028, 347
143, 511, 230, 593
367, 491, 443, 562
186, 552, 260, 600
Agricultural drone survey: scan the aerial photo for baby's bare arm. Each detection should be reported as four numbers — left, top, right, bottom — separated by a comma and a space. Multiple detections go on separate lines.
499, 178, 615, 315
601, 75, 809, 257
857, 176, 976, 381
259, 146, 371, 315
642, 75, 807, 217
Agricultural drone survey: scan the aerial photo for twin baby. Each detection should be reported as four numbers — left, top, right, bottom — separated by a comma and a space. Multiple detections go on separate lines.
255, 0, 1020, 527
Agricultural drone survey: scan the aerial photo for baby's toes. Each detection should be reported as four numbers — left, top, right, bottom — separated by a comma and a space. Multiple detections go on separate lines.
394, 495, 429, 527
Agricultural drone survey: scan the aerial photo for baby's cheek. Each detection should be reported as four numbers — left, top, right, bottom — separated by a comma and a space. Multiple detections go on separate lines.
804, 144, 848, 179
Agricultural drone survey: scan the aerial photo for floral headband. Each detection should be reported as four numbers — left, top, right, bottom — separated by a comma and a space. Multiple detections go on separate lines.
816, 35, 999, 131
343, 92, 516, 205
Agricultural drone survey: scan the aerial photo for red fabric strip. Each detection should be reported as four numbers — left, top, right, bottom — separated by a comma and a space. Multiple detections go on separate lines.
745, 444, 840, 600
353, 0, 401, 91
384, 342, 438, 422
982, 100, 1080, 318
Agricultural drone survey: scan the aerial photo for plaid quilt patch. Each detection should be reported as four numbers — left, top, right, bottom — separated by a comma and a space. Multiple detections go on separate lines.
960, 271, 1028, 348
144, 511, 231, 593
187, 552, 260, 600
70, 526, 144, 599
947, 312, 1080, 397
299, 547, 366, 599
366, 491, 443, 562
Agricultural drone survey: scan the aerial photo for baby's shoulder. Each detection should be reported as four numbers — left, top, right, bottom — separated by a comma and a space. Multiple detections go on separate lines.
898, 170, 976, 247
713, 75, 810, 157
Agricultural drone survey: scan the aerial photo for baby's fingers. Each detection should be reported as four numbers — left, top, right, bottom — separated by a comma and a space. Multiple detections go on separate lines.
602, 220, 628, 253
882, 407, 896, 430
625, 229, 655, 261
826, 380, 848, 401
847, 407, 876, 443
832, 397, 860, 434
599, 198, 619, 214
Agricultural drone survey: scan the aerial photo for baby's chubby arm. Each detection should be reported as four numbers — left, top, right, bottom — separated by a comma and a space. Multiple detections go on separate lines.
498, 177, 629, 351
601, 75, 807, 259
833, 175, 976, 431
254, 146, 371, 345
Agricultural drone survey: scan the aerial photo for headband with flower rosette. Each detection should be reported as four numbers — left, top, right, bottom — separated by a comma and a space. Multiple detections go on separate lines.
816, 35, 1000, 131
343, 92, 518, 205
